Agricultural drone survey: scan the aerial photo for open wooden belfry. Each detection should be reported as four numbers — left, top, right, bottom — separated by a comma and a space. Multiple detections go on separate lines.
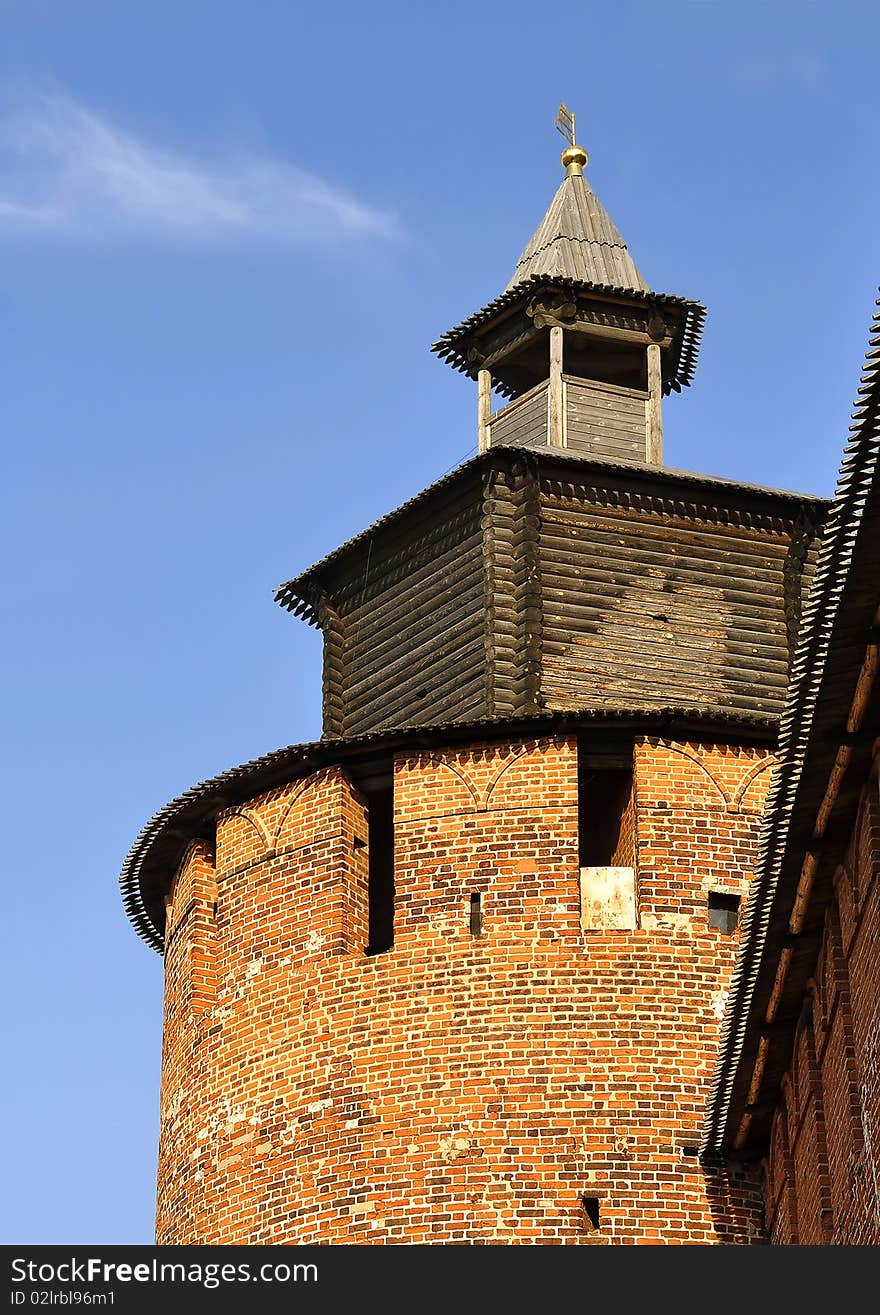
432, 105, 705, 463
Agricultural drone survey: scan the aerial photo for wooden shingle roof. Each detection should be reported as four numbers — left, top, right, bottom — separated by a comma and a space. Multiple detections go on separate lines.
505, 170, 650, 293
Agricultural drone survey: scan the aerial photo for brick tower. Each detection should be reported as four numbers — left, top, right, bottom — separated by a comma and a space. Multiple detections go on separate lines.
122, 116, 829, 1244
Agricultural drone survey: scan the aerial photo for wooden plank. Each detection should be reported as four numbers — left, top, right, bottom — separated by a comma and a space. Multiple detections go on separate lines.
348, 636, 486, 734
340, 528, 483, 625
539, 530, 787, 587
541, 611, 789, 664
568, 391, 645, 414
566, 432, 645, 460
542, 626, 791, 670
348, 616, 485, 714
331, 498, 482, 604
490, 379, 547, 421
567, 388, 647, 414
539, 562, 788, 619
566, 417, 646, 446
563, 375, 649, 401
567, 403, 645, 431
542, 605, 789, 654
646, 341, 663, 465
541, 670, 785, 714
478, 368, 491, 454
541, 488, 797, 541
346, 583, 485, 695
493, 404, 547, 446
540, 501, 794, 553
491, 386, 548, 448
549, 326, 563, 447
541, 640, 790, 693
548, 317, 671, 348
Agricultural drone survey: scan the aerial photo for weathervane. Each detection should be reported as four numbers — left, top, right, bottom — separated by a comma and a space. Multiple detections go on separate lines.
554, 102, 588, 177
554, 103, 576, 147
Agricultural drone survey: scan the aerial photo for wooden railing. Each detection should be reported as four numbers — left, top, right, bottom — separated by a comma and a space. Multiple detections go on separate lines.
486, 375, 650, 463
488, 380, 549, 449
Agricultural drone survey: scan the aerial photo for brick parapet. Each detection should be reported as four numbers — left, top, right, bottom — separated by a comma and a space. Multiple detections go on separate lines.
156, 735, 772, 1243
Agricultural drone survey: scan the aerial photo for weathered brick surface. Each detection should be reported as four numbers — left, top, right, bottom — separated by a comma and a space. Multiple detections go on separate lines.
157, 735, 772, 1244
765, 772, 880, 1245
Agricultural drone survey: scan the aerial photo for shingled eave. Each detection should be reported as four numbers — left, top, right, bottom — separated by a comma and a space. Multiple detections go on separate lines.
275, 444, 828, 625
702, 294, 880, 1158
431, 274, 706, 396
121, 705, 782, 955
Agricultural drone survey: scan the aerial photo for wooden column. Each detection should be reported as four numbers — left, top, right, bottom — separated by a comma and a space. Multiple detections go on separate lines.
549, 326, 564, 447
478, 368, 492, 453
646, 342, 663, 465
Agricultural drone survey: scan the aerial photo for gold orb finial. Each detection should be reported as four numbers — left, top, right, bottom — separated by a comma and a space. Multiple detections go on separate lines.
554, 103, 588, 176
561, 144, 588, 176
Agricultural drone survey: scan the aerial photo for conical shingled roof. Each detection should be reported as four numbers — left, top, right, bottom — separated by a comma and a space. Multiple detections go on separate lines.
505, 170, 650, 294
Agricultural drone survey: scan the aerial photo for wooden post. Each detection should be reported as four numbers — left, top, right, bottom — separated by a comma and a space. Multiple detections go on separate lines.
646, 342, 663, 464
478, 368, 492, 453
549, 326, 564, 446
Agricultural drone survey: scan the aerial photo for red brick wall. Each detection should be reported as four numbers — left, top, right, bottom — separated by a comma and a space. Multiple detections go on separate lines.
765, 768, 880, 1245
157, 735, 773, 1244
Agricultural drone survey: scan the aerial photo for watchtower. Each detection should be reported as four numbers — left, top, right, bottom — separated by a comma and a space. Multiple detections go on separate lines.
433, 105, 702, 463
124, 113, 828, 1245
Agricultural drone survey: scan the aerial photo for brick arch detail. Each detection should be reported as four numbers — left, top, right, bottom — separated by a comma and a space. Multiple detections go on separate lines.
273, 766, 347, 848
483, 747, 531, 809
733, 759, 775, 814
658, 742, 730, 807
220, 807, 272, 855
399, 753, 481, 813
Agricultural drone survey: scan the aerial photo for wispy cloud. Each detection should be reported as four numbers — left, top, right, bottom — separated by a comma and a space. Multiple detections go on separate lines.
0, 91, 401, 247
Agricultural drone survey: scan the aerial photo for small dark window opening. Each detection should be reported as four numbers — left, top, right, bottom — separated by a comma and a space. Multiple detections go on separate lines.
580, 1195, 601, 1232
469, 892, 482, 937
708, 890, 740, 935
578, 743, 634, 868
364, 782, 395, 956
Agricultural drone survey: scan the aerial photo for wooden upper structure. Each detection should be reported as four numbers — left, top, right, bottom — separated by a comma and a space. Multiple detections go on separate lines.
121, 123, 840, 955
276, 130, 827, 742
431, 134, 705, 464
277, 448, 826, 740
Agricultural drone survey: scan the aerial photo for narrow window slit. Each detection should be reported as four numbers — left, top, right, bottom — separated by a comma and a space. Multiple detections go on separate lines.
580, 1195, 601, 1232
469, 892, 482, 937
361, 773, 394, 957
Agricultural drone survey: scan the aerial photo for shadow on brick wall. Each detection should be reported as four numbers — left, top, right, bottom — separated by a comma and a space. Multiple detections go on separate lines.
702, 1156, 768, 1245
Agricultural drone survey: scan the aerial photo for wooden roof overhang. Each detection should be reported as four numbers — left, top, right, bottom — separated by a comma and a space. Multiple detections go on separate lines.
703, 296, 880, 1159
431, 275, 706, 398
275, 446, 827, 628
121, 705, 782, 955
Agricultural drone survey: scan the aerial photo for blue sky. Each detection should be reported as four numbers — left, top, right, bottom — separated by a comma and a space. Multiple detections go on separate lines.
2, 0, 878, 1243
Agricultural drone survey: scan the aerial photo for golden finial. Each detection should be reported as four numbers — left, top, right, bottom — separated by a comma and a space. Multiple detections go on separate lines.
555, 102, 588, 176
